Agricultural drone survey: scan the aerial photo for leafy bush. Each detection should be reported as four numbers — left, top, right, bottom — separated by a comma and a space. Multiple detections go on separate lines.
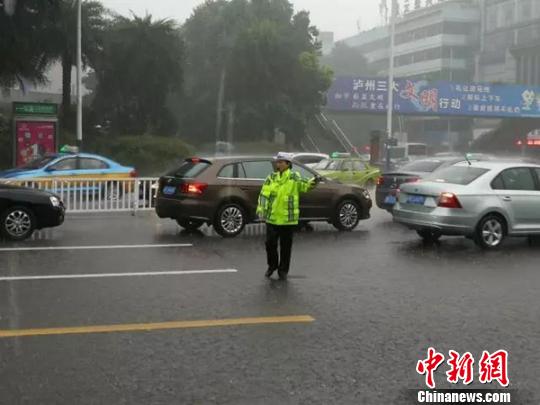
90, 135, 192, 176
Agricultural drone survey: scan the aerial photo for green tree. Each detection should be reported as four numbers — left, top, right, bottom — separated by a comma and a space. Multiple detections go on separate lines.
91, 14, 184, 135
322, 42, 374, 77
48, 0, 107, 119
181, 0, 331, 146
0, 0, 60, 89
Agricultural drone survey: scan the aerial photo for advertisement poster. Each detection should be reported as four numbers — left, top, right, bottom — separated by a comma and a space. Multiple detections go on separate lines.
327, 76, 540, 119
15, 121, 57, 167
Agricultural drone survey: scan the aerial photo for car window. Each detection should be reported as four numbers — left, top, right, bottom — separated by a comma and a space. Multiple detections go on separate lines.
293, 164, 315, 179
80, 158, 109, 170
429, 166, 489, 185
218, 163, 240, 178
313, 159, 340, 171
20, 155, 57, 170
491, 175, 505, 190
171, 160, 211, 178
352, 161, 365, 171
218, 164, 234, 178
401, 160, 444, 173
342, 161, 354, 171
498, 168, 537, 191
50, 158, 78, 171
535, 169, 540, 184
242, 161, 274, 179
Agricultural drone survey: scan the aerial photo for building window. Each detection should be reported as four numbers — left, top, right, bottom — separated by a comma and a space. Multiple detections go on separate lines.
518, 0, 533, 22
486, 7, 498, 32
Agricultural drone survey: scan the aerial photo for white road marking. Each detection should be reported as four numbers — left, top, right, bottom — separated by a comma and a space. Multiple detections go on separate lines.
0, 269, 238, 282
0, 243, 192, 252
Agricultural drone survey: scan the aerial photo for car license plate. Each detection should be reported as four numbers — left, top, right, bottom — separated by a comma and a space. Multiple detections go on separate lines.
163, 186, 176, 195
384, 195, 397, 205
407, 195, 425, 205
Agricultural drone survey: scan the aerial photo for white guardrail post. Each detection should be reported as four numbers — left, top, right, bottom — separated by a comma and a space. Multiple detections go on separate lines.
0, 178, 159, 214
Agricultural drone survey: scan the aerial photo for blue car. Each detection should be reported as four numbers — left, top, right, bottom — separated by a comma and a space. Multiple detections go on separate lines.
0, 152, 136, 180
0, 153, 137, 197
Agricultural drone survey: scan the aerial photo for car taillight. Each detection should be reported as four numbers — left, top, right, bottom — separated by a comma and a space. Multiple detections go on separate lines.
180, 182, 208, 195
438, 192, 462, 209
129, 169, 138, 178
377, 176, 384, 186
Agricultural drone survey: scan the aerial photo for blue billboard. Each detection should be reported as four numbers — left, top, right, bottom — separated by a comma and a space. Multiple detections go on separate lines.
326, 77, 540, 118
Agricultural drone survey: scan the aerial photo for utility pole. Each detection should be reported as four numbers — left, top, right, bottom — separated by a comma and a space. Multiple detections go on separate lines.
385, 0, 397, 171
215, 68, 226, 154
76, 0, 83, 150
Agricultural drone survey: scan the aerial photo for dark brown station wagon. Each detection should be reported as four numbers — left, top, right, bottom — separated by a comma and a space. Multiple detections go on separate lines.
155, 156, 372, 237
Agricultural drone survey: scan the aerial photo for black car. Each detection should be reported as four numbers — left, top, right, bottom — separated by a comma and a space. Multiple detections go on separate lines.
0, 184, 65, 241
155, 156, 372, 237
375, 154, 493, 212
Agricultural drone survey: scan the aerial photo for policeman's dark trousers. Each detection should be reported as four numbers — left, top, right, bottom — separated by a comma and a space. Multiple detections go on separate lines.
266, 224, 295, 274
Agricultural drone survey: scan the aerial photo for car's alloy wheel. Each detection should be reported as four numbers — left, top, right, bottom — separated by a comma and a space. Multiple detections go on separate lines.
475, 215, 505, 250
333, 200, 360, 231
1, 207, 35, 241
214, 203, 246, 237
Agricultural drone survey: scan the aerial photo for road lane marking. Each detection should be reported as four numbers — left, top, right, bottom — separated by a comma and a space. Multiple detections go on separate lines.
0, 315, 315, 338
0, 269, 238, 281
0, 243, 192, 252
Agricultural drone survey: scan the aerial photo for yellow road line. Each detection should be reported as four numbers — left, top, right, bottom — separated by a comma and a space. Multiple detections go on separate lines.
0, 315, 315, 338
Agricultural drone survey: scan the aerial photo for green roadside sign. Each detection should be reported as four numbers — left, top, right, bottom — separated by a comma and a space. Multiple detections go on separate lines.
13, 102, 58, 116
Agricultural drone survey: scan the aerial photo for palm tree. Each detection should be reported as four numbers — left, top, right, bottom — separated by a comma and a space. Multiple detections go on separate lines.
0, 0, 60, 90
92, 15, 184, 134
48, 0, 107, 118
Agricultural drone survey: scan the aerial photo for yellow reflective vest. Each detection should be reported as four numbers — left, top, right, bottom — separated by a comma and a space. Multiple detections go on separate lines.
256, 169, 315, 226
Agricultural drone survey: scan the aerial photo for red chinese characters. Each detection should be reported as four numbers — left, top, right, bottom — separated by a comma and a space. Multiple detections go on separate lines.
479, 350, 509, 387
446, 350, 474, 385
417, 347, 445, 389
417, 349, 510, 389
420, 88, 439, 112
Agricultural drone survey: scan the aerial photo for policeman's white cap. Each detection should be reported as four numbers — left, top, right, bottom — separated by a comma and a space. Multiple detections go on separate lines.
274, 152, 294, 162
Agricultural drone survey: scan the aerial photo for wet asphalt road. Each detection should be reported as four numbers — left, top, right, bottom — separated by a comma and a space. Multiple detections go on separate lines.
0, 208, 539, 405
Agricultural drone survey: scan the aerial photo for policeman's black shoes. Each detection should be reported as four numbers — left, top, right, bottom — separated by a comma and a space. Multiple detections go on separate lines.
265, 268, 276, 278
265, 268, 288, 281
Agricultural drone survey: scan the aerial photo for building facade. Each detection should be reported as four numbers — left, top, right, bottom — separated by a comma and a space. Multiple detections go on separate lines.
342, 0, 480, 82
339, 0, 480, 150
477, 0, 540, 85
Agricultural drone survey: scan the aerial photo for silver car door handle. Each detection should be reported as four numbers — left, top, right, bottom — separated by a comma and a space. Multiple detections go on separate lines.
502, 196, 512, 202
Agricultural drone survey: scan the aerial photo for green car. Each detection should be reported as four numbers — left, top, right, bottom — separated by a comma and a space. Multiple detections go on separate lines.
312, 153, 381, 187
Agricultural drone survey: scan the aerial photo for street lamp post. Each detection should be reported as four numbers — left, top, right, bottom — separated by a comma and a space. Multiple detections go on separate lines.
76, 0, 83, 149
385, 0, 397, 172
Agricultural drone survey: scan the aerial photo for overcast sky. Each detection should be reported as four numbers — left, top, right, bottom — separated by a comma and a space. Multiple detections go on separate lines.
101, 0, 384, 40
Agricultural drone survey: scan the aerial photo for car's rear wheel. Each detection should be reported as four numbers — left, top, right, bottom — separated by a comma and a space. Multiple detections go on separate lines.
417, 229, 442, 243
332, 199, 360, 231
474, 214, 506, 250
1, 206, 36, 241
176, 218, 204, 231
214, 203, 246, 238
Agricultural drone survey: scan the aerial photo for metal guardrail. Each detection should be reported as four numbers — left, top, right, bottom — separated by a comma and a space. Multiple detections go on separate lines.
0, 177, 159, 213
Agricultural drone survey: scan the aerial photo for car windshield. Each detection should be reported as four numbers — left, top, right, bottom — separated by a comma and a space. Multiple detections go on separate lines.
428, 166, 490, 185
400, 160, 445, 173
19, 156, 58, 170
312, 159, 340, 171
170, 160, 211, 178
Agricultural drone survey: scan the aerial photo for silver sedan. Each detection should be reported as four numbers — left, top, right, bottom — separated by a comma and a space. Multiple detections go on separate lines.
392, 161, 540, 249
